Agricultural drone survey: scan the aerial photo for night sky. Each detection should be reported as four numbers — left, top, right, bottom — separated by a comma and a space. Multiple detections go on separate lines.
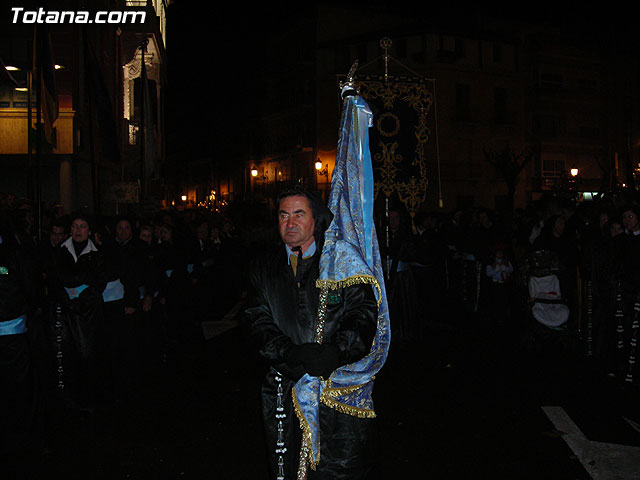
164, 1, 297, 161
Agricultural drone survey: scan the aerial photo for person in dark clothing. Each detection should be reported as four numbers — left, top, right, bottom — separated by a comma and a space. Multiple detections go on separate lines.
45, 212, 108, 411
619, 205, 640, 383
100, 217, 147, 405
0, 214, 43, 478
412, 211, 448, 335
533, 214, 580, 327
135, 223, 165, 369
472, 208, 499, 266
189, 219, 222, 319
39, 219, 67, 264
379, 206, 418, 342
591, 216, 626, 377
154, 222, 190, 345
244, 188, 378, 480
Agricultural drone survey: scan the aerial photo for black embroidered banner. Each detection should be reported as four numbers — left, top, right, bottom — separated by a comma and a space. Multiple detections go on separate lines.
355, 75, 434, 217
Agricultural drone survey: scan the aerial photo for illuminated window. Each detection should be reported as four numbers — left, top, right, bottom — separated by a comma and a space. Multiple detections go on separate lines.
129, 123, 139, 145
541, 155, 565, 178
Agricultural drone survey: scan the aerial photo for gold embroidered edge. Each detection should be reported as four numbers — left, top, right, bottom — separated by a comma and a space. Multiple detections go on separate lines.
320, 392, 377, 419
316, 275, 382, 308
292, 386, 321, 472
323, 377, 375, 395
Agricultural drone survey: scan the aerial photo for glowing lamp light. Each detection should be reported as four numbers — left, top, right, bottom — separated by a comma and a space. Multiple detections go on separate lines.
14, 87, 28, 92
5, 65, 20, 71
181, 195, 187, 201
570, 168, 579, 177
251, 167, 258, 177
315, 161, 323, 171
54, 64, 64, 70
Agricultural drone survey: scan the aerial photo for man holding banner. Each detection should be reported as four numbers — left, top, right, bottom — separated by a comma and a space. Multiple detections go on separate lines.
245, 85, 391, 479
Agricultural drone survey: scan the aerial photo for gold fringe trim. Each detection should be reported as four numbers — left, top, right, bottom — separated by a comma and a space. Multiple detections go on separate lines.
316, 275, 382, 307
320, 393, 377, 418
322, 377, 375, 396
292, 386, 320, 475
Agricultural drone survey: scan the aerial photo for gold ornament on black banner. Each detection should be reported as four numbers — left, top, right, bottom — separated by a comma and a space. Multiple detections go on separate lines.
355, 75, 434, 222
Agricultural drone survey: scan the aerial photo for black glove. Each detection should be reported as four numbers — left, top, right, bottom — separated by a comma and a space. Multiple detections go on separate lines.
303, 344, 341, 378
286, 343, 323, 368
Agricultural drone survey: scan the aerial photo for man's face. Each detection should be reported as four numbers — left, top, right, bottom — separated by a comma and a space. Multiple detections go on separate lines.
71, 219, 90, 243
623, 210, 639, 232
139, 229, 152, 245
160, 226, 172, 242
611, 222, 623, 237
50, 226, 66, 246
116, 220, 132, 243
279, 195, 315, 250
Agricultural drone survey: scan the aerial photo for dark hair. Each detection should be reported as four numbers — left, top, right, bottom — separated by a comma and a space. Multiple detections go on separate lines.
277, 186, 320, 220
50, 217, 67, 231
277, 186, 333, 248
70, 210, 92, 229
621, 204, 640, 219
114, 215, 132, 226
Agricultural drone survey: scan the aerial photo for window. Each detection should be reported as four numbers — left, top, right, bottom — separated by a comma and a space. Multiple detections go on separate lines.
533, 114, 566, 137
579, 126, 600, 139
542, 156, 565, 178
456, 84, 471, 122
455, 38, 465, 58
493, 44, 502, 63
454, 138, 473, 178
540, 72, 564, 89
577, 77, 598, 90
133, 77, 157, 127
494, 88, 508, 124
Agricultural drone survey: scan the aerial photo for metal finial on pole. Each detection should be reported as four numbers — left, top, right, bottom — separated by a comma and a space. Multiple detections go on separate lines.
380, 37, 392, 84
339, 60, 359, 98
346, 59, 358, 84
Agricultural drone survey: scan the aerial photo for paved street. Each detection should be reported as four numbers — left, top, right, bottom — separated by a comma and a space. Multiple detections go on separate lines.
30, 303, 640, 479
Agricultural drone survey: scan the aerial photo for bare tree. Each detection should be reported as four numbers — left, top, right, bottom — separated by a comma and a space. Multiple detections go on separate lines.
482, 145, 535, 214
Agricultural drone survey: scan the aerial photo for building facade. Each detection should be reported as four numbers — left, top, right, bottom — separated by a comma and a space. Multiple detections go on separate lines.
0, 0, 169, 219
244, 6, 640, 215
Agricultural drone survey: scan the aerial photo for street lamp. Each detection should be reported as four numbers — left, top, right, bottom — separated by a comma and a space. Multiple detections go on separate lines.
315, 159, 328, 179
251, 166, 258, 177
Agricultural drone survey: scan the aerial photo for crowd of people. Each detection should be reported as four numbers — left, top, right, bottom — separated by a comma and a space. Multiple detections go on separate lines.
379, 194, 640, 387
2, 190, 640, 476
0, 195, 250, 477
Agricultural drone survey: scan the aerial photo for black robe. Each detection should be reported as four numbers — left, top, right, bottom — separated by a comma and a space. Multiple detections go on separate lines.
0, 238, 42, 474
46, 240, 108, 408
244, 243, 378, 479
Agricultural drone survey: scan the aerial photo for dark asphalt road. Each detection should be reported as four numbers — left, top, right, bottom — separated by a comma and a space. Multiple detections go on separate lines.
23, 305, 640, 479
